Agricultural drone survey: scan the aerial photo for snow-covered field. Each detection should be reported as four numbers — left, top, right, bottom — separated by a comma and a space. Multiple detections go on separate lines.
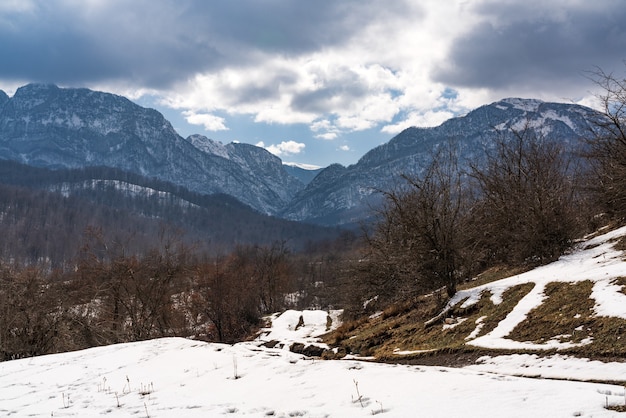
3, 335, 626, 417
3, 227, 626, 417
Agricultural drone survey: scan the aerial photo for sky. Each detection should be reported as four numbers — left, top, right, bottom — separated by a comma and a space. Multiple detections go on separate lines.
1, 1, 625, 168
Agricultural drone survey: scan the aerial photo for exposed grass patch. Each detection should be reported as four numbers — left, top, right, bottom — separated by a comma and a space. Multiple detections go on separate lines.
458, 265, 527, 291
508, 280, 626, 356
615, 277, 626, 295
571, 315, 626, 356
606, 404, 626, 413
463, 283, 535, 341
509, 281, 594, 345
325, 283, 535, 360
611, 235, 626, 252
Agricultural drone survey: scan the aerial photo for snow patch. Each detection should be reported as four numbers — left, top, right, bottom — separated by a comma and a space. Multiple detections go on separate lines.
257, 309, 341, 348
439, 225, 626, 350
501, 98, 544, 112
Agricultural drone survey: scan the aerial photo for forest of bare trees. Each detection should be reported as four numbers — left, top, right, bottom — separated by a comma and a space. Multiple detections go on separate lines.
0, 228, 355, 359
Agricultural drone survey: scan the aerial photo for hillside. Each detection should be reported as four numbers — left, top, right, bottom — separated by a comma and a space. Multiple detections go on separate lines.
0, 160, 342, 265
3, 227, 626, 416
0, 84, 304, 215
282, 98, 602, 225
326, 225, 626, 364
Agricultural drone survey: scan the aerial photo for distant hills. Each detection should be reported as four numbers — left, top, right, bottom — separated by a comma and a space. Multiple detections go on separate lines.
0, 160, 343, 265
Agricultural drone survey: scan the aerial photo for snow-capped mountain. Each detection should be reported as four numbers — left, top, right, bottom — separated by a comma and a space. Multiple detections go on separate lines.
281, 98, 603, 225
0, 84, 605, 226
0, 84, 303, 215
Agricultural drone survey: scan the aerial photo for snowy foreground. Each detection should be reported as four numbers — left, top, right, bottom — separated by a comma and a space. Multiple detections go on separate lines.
5, 228, 626, 417
2, 335, 626, 418
2, 316, 626, 418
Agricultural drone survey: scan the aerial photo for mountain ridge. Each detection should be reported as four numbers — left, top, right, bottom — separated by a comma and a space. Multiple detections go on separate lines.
281, 98, 602, 224
0, 83, 304, 215
0, 84, 604, 226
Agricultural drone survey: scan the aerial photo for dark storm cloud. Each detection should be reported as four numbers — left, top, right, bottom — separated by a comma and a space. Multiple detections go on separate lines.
0, 1, 223, 87
434, 1, 626, 92
0, 0, 394, 88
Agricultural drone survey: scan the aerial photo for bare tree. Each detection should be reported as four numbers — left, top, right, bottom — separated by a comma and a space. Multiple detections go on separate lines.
469, 126, 581, 265
585, 65, 626, 219
0, 266, 65, 360
192, 254, 261, 343
359, 144, 470, 305
76, 227, 191, 343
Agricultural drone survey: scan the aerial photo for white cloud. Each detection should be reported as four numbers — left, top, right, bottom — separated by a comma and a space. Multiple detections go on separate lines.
310, 119, 332, 132
283, 161, 322, 170
311, 119, 340, 140
8, 0, 617, 168
339, 145, 350, 151
315, 132, 338, 140
259, 140, 306, 157
381, 109, 455, 134
156, 2, 477, 140
183, 111, 229, 132
0, 0, 35, 13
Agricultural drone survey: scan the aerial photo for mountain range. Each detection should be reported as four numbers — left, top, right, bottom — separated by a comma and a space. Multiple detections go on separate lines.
283, 98, 601, 224
0, 84, 603, 227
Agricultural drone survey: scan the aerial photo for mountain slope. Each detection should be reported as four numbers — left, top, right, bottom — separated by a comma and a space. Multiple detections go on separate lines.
0, 85, 606, 226
0, 160, 342, 265
283, 164, 323, 185
0, 84, 303, 214
327, 225, 626, 361
283, 98, 603, 225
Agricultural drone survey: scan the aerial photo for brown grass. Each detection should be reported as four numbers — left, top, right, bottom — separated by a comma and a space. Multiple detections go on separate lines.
508, 281, 594, 345
325, 282, 535, 360
611, 235, 626, 252
324, 262, 626, 362
606, 405, 626, 413
508, 280, 626, 356
458, 265, 527, 291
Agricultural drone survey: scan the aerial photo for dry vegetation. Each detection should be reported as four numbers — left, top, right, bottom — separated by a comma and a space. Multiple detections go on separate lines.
324, 283, 537, 360
325, 274, 626, 366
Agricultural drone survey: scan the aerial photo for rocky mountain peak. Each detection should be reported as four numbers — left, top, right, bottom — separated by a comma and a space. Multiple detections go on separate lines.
0, 87, 605, 225
0, 84, 306, 215
282, 98, 604, 225
187, 134, 231, 159
497, 97, 544, 112
0, 90, 9, 106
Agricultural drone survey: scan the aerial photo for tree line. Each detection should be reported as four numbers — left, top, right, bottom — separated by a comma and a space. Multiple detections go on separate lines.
0, 226, 355, 360
0, 161, 342, 267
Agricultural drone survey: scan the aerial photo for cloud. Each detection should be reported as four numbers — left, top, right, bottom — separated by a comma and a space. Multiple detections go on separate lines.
183, 111, 229, 132
257, 140, 306, 157
2, 0, 626, 167
434, 1, 626, 95
382, 110, 454, 134
0, 0, 399, 88
315, 132, 338, 140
